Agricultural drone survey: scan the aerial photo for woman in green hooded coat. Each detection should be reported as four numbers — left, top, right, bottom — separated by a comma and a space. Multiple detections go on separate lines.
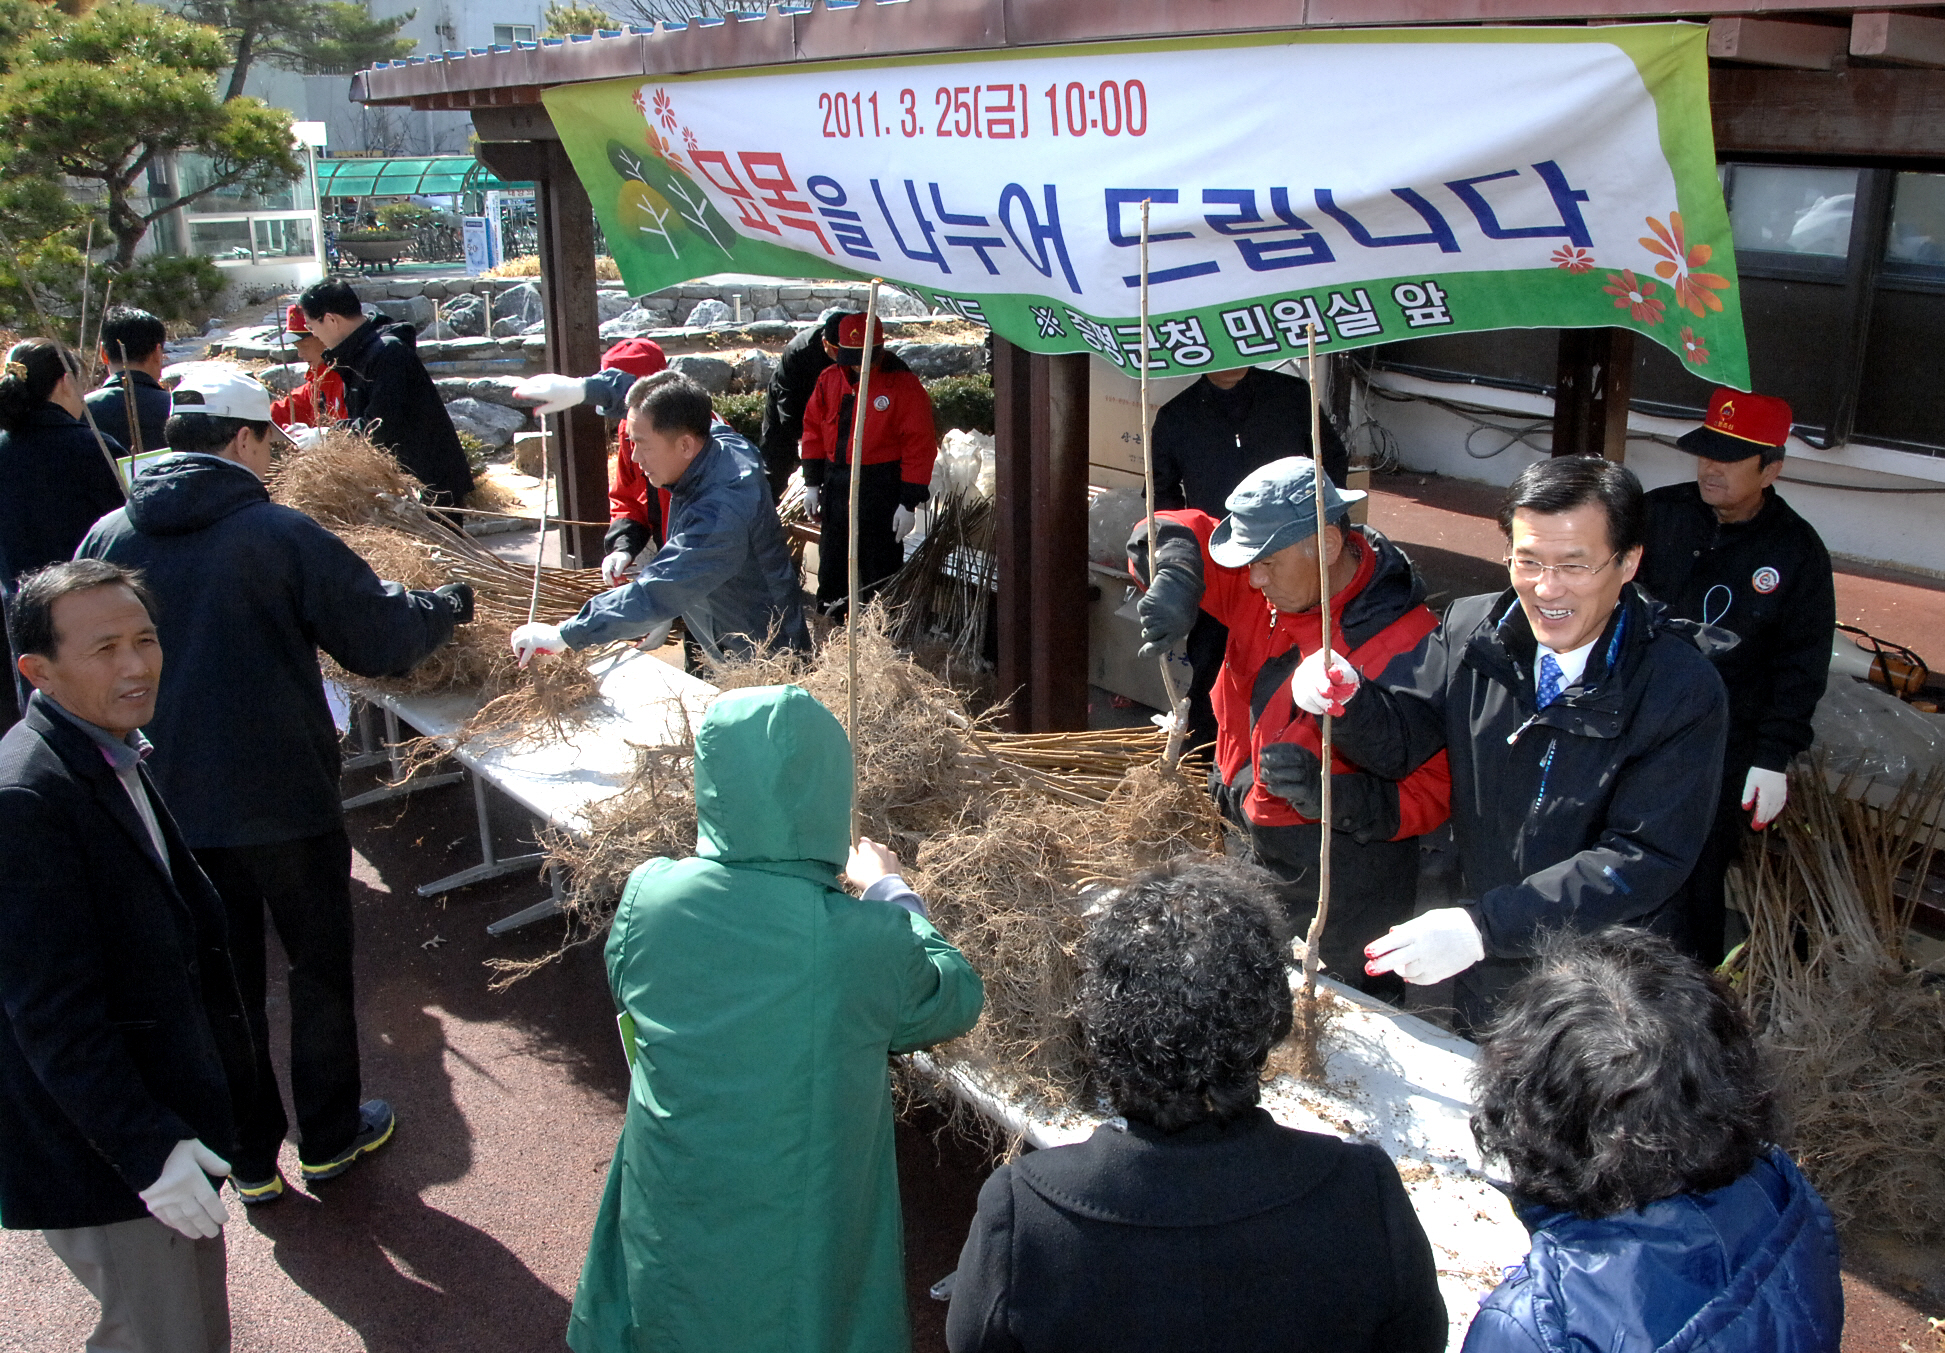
570, 683, 985, 1353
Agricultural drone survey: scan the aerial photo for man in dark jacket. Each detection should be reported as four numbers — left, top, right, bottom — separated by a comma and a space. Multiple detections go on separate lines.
80, 368, 473, 1203
299, 279, 476, 506
87, 306, 172, 456
1637, 389, 1834, 964
511, 371, 809, 670
947, 859, 1445, 1353
1293, 457, 1730, 1029
1129, 459, 1449, 999
1150, 365, 1350, 752
1, 560, 254, 1352
757, 312, 838, 502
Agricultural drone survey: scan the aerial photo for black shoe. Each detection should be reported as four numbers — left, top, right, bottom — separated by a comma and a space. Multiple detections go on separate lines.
299, 1099, 396, 1182
232, 1172, 286, 1206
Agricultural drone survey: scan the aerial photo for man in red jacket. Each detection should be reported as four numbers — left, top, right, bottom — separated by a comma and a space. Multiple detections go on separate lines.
1131, 458, 1449, 1000
269, 304, 345, 431
799, 313, 936, 615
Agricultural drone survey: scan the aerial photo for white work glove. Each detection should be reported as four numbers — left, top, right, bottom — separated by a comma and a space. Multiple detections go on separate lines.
1364, 907, 1486, 986
510, 622, 568, 668
283, 422, 326, 451
1291, 647, 1361, 717
892, 505, 917, 540
1742, 766, 1789, 829
512, 373, 589, 416
138, 1139, 231, 1240
803, 485, 822, 520
600, 549, 636, 587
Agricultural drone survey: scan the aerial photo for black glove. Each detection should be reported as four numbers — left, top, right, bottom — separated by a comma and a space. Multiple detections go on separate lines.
1128, 521, 1205, 659
435, 583, 476, 624
1255, 740, 1402, 845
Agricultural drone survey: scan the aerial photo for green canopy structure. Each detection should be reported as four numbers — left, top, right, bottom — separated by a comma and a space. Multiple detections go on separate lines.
313, 155, 530, 197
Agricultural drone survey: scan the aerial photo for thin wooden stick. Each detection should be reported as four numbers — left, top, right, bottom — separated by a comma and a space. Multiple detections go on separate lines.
846, 280, 883, 842
1301, 325, 1333, 1005
1138, 200, 1189, 767
528, 425, 550, 625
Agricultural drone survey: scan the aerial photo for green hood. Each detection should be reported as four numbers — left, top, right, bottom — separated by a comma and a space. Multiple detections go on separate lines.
694, 684, 853, 871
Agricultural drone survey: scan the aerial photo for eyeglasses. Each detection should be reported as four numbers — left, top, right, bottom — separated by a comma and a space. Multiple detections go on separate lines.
1503, 553, 1621, 584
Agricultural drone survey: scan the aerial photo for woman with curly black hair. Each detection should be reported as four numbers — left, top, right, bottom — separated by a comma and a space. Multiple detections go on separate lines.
1464, 927, 1842, 1352
945, 858, 1446, 1353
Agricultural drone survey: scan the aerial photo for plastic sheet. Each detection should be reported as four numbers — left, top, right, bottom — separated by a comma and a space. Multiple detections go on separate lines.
1811, 672, 1945, 781
1087, 487, 1148, 568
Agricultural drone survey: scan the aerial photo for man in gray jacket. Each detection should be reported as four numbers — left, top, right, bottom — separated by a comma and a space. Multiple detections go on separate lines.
512, 371, 809, 669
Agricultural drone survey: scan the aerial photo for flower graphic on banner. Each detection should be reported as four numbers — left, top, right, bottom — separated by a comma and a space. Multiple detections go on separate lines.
1551, 245, 1594, 273
606, 84, 737, 260
1602, 270, 1664, 325
1678, 326, 1710, 366
1641, 212, 1731, 317
653, 88, 678, 131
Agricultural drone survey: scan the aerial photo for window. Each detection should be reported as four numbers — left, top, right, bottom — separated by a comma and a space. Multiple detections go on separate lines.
1378, 164, 1945, 457
188, 220, 253, 264
492, 23, 534, 44
254, 217, 316, 259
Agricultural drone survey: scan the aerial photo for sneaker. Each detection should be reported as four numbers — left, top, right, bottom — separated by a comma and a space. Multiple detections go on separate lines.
232, 1172, 285, 1206
299, 1100, 397, 1182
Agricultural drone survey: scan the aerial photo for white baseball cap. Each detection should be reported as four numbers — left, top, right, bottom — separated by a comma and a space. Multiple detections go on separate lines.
169, 366, 273, 422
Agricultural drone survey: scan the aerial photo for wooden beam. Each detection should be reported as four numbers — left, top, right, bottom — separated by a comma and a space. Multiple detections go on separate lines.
992, 336, 1037, 731
1552, 329, 1634, 463
1710, 65, 1945, 158
536, 140, 608, 568
1027, 353, 1090, 733
1708, 17, 1849, 70
1851, 11, 1945, 69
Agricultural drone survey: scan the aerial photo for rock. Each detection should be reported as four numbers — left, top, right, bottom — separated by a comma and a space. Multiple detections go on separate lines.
522, 319, 549, 335
777, 283, 813, 301
385, 280, 423, 299
444, 397, 528, 447
598, 311, 663, 341
669, 354, 734, 393
732, 351, 776, 393
257, 363, 307, 395
889, 341, 986, 379
879, 289, 930, 318
441, 292, 487, 337
684, 298, 732, 327
491, 316, 528, 338
754, 305, 788, 322
421, 280, 452, 300
434, 377, 475, 402
448, 413, 507, 447
512, 430, 550, 476
466, 376, 530, 408
596, 291, 635, 321
415, 320, 457, 342
496, 281, 545, 326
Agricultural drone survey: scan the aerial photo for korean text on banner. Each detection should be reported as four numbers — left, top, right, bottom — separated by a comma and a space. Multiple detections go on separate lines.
543, 24, 1746, 387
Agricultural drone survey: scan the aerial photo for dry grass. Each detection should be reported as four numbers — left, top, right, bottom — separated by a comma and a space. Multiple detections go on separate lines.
519, 605, 1232, 1105
1725, 761, 1945, 1241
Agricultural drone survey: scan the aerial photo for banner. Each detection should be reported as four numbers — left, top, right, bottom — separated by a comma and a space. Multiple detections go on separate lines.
544, 24, 1747, 386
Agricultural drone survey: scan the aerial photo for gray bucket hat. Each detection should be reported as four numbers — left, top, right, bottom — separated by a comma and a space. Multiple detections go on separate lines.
1208, 457, 1366, 568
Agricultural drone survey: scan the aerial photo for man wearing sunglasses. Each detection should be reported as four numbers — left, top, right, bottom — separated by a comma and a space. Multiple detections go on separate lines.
1290, 456, 1730, 1029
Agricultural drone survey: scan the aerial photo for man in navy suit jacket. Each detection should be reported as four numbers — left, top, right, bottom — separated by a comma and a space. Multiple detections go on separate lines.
0, 559, 253, 1353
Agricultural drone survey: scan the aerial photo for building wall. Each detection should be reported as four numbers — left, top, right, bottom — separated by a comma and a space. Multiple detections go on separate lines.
1367, 369, 1945, 578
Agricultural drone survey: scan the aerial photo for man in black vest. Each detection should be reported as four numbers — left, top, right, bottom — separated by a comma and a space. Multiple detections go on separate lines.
0, 560, 252, 1352
1637, 389, 1835, 964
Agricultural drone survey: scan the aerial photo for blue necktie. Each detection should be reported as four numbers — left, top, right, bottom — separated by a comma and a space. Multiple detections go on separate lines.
1537, 653, 1565, 709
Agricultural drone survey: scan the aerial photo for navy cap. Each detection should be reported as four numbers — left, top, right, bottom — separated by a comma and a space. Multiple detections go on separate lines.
1208, 457, 1364, 568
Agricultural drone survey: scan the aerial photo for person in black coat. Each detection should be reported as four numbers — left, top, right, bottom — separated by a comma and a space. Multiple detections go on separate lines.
1292, 457, 1731, 1030
1636, 389, 1835, 964
0, 560, 254, 1353
0, 337, 128, 724
86, 306, 172, 455
757, 309, 839, 502
946, 859, 1446, 1353
1150, 366, 1350, 753
80, 367, 473, 1203
299, 279, 476, 507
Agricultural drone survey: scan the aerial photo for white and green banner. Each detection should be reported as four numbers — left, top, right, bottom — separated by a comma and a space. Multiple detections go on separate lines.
545, 24, 1747, 386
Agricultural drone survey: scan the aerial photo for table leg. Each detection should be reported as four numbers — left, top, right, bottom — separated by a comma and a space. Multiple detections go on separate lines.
415, 769, 549, 897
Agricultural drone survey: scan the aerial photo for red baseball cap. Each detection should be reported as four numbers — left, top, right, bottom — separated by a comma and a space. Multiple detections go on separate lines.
601, 337, 668, 380
830, 312, 886, 365
1678, 388, 1793, 462
285, 303, 309, 334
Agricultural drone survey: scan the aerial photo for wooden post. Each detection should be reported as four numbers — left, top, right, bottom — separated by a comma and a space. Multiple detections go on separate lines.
537, 140, 607, 566
1552, 327, 1635, 461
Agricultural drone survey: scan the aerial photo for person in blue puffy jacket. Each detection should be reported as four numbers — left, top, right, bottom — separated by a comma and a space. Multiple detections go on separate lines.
1464, 927, 1842, 1353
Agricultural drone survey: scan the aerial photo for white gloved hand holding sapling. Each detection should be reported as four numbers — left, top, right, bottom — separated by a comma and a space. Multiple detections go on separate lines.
1742, 766, 1788, 829
1364, 907, 1485, 986
892, 505, 917, 540
600, 550, 636, 587
1290, 647, 1361, 717
510, 622, 568, 668
512, 373, 590, 416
